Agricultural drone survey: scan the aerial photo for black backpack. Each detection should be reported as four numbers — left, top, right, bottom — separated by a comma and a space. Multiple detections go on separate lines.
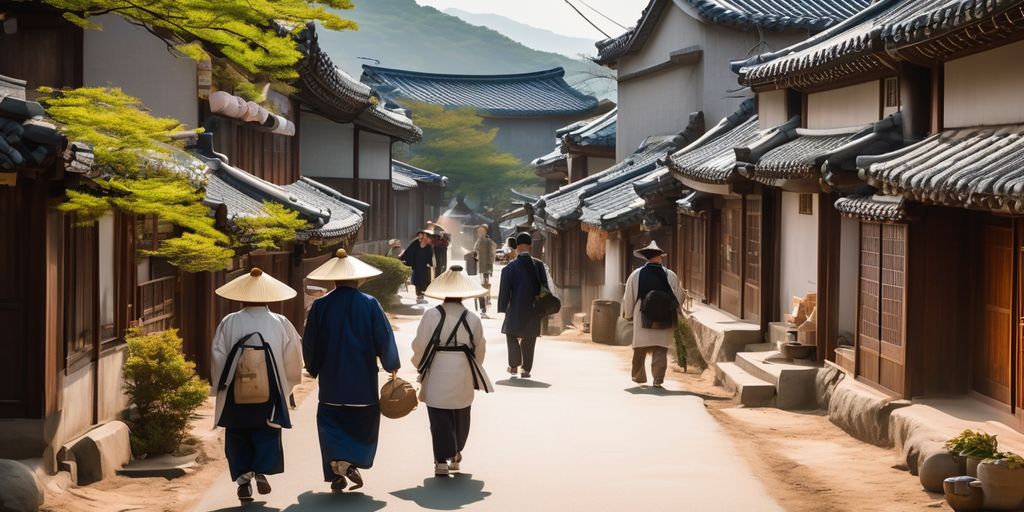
530, 258, 561, 316
639, 268, 679, 329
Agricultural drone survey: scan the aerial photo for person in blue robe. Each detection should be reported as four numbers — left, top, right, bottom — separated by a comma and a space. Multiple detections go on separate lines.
497, 232, 556, 378
303, 249, 401, 493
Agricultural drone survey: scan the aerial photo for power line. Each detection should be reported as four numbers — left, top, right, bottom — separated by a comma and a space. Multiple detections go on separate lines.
574, 0, 629, 30
562, 0, 611, 38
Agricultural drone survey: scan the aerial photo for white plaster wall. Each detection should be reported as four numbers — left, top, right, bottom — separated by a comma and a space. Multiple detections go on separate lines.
601, 238, 625, 300
759, 90, 789, 130
618, 6, 703, 75
485, 116, 583, 165
83, 14, 198, 128
617, 66, 699, 161
945, 40, 1024, 127
358, 130, 391, 181
97, 348, 128, 422
807, 81, 880, 130
779, 192, 818, 318
837, 216, 859, 339
55, 364, 94, 450
300, 112, 354, 179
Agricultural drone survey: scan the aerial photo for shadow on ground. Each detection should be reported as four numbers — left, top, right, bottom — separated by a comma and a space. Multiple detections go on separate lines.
390, 474, 491, 510
493, 378, 551, 389
623, 385, 729, 400
204, 491, 388, 512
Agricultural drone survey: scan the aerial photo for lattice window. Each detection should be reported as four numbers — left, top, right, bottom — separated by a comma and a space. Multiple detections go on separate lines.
859, 223, 882, 349
884, 77, 899, 108
880, 224, 906, 347
799, 194, 814, 215
744, 196, 762, 321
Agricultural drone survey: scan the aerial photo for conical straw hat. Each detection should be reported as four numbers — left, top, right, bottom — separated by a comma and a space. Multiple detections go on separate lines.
425, 265, 487, 299
306, 248, 383, 281
215, 267, 297, 303
633, 240, 667, 260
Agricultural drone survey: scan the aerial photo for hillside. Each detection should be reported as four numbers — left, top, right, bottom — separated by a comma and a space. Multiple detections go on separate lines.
318, 0, 615, 100
443, 8, 597, 58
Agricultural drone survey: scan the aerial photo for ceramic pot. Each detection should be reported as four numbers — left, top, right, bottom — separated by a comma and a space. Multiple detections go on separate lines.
944, 476, 984, 511
965, 456, 981, 478
979, 461, 1024, 509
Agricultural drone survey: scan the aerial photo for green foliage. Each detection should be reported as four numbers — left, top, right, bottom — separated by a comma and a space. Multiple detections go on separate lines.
946, 430, 999, 459
357, 255, 412, 310
147, 233, 235, 273
397, 100, 535, 204
123, 329, 209, 457
43, 0, 357, 90
233, 202, 311, 249
985, 452, 1024, 470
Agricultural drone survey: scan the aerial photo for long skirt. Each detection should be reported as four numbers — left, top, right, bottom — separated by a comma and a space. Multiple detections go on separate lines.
427, 406, 471, 463
316, 403, 381, 481
225, 427, 284, 482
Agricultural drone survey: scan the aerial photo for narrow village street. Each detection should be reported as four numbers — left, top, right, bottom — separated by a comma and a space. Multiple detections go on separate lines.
192, 268, 781, 512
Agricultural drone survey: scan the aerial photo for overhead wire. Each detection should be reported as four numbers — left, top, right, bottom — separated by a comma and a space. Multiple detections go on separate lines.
573, 0, 630, 30
562, 0, 612, 38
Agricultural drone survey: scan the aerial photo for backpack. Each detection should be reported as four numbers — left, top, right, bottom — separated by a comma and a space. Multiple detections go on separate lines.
219, 332, 272, 405
530, 258, 561, 316
639, 268, 679, 329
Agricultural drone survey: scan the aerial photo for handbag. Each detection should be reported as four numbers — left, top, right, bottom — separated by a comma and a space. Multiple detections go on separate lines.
530, 258, 561, 316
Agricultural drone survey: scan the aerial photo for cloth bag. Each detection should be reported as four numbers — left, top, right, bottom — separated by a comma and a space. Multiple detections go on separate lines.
380, 376, 418, 419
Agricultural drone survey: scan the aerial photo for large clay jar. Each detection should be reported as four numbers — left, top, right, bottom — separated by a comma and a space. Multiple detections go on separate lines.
944, 476, 984, 511
979, 461, 1024, 510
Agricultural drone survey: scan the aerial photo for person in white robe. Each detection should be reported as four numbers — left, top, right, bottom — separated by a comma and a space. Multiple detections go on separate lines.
622, 241, 684, 388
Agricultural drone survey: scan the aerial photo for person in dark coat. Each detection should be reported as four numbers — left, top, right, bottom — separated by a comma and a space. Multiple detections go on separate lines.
497, 233, 556, 378
303, 250, 401, 493
427, 221, 450, 278
400, 230, 435, 302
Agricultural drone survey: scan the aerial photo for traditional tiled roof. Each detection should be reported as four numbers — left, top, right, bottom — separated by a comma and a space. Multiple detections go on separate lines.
594, 0, 868, 66
561, 108, 617, 151
391, 169, 418, 191
0, 87, 92, 175
580, 167, 686, 231
531, 147, 569, 180
539, 135, 683, 229
676, 190, 714, 215
735, 0, 1024, 89
361, 65, 599, 118
392, 160, 447, 189
834, 194, 908, 222
857, 124, 1024, 213
665, 99, 759, 185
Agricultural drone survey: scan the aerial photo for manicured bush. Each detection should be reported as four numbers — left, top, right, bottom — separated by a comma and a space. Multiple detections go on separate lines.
359, 254, 412, 310
123, 329, 209, 457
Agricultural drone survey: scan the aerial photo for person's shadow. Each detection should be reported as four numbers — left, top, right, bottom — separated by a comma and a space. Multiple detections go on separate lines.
623, 385, 729, 400
281, 491, 387, 512
494, 378, 551, 389
391, 474, 491, 510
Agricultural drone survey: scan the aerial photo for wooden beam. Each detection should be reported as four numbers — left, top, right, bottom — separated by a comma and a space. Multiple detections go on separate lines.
618, 46, 703, 83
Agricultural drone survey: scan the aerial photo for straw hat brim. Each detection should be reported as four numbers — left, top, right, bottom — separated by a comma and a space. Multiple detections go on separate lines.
215, 272, 297, 302
307, 254, 383, 281
425, 269, 488, 299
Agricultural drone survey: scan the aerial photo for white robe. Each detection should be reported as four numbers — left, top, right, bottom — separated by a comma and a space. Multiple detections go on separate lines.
622, 265, 684, 349
211, 306, 304, 426
411, 302, 493, 410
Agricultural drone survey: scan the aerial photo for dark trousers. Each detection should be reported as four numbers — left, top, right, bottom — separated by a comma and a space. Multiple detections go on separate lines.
506, 335, 537, 372
631, 346, 668, 385
427, 406, 471, 463
475, 273, 491, 312
434, 248, 447, 277
225, 427, 284, 482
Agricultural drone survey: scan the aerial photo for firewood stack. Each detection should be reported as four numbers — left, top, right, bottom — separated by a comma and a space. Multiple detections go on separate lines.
785, 292, 817, 345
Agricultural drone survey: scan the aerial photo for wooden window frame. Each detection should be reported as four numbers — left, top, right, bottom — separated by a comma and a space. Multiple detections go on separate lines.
63, 217, 98, 372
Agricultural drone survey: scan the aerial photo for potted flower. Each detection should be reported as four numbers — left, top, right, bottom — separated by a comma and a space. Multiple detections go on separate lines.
979, 452, 1024, 510
945, 430, 999, 477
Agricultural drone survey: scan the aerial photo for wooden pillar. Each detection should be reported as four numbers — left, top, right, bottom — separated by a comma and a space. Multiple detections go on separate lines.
816, 192, 842, 363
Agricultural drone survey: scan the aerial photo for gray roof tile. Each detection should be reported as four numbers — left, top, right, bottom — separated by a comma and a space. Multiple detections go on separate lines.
834, 194, 907, 222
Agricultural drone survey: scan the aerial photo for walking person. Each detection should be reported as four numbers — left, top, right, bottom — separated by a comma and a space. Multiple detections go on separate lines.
497, 232, 556, 378
211, 268, 303, 503
472, 225, 497, 319
622, 241, 684, 389
411, 265, 494, 477
400, 230, 435, 303
302, 249, 401, 493
502, 236, 517, 263
427, 221, 450, 278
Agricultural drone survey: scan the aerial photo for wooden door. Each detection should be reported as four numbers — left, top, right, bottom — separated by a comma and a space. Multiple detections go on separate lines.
858, 223, 882, 385
857, 222, 908, 395
744, 196, 762, 322
719, 200, 743, 317
976, 220, 1013, 404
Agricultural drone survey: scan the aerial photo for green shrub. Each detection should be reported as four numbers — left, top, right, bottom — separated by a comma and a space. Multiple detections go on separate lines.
946, 429, 999, 459
359, 254, 412, 310
123, 329, 209, 457
673, 315, 705, 372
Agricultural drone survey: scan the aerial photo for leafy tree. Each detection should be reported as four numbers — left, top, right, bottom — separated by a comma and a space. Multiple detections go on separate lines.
398, 100, 536, 205
42, 0, 357, 92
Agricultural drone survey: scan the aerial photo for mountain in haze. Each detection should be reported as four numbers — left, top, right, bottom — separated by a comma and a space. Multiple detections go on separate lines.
317, 0, 615, 101
443, 8, 597, 59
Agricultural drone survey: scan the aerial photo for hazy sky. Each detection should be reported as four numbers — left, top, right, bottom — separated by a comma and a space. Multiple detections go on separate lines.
416, 0, 649, 39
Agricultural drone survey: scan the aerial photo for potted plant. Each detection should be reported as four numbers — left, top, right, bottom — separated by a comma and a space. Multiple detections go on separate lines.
945, 430, 999, 477
979, 452, 1024, 510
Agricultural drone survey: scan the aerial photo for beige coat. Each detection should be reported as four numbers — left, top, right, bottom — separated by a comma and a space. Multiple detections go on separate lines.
411, 303, 493, 409
622, 265, 684, 349
211, 307, 303, 426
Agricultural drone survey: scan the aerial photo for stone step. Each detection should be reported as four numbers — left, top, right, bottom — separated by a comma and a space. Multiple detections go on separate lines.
735, 351, 820, 410
716, 362, 775, 407
743, 342, 775, 352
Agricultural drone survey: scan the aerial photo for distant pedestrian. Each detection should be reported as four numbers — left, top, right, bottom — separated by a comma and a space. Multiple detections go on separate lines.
622, 241, 683, 388
472, 225, 497, 318
302, 250, 401, 493
400, 230, 435, 302
503, 236, 517, 263
211, 268, 303, 503
497, 232, 557, 378
427, 221, 450, 278
411, 266, 494, 477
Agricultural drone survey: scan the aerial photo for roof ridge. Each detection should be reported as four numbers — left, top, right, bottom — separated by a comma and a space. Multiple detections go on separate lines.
362, 65, 568, 82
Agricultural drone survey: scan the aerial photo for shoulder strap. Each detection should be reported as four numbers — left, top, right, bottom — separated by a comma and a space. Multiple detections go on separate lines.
417, 306, 448, 374
530, 257, 548, 291
444, 309, 473, 347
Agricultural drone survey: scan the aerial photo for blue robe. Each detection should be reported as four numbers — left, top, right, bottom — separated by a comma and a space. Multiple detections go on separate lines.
498, 253, 546, 338
400, 240, 434, 290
